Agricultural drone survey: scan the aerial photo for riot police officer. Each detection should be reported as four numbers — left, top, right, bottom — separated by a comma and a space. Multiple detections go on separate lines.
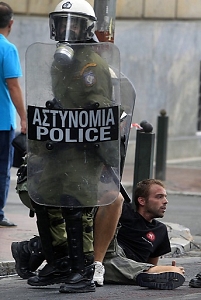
22, 0, 120, 294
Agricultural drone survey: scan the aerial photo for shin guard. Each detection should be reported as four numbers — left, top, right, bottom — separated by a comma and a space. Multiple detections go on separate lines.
62, 207, 85, 272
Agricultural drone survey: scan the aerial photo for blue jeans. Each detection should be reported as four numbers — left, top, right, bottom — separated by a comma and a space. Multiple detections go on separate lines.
0, 129, 15, 221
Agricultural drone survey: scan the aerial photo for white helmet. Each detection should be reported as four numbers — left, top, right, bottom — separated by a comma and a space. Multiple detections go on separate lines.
49, 0, 97, 42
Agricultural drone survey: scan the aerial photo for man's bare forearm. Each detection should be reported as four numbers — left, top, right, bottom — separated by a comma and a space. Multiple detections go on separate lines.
7, 77, 26, 133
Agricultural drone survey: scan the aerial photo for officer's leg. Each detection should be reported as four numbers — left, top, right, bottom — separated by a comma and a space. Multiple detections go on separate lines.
27, 203, 71, 286
12, 205, 94, 285
82, 208, 94, 263
59, 207, 95, 293
11, 205, 68, 280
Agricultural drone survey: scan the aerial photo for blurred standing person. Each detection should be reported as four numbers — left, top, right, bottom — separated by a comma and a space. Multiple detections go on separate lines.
0, 2, 26, 227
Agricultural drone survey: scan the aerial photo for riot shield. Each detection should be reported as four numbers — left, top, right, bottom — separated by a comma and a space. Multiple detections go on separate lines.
26, 42, 121, 207
119, 73, 136, 178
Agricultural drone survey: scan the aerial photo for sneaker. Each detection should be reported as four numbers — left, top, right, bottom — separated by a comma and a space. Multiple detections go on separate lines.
0, 217, 16, 227
189, 273, 201, 288
136, 272, 185, 290
11, 241, 35, 279
59, 264, 96, 293
93, 261, 105, 287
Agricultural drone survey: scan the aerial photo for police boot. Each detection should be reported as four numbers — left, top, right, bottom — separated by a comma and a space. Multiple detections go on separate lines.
28, 235, 45, 271
27, 256, 71, 286
60, 256, 95, 293
11, 236, 44, 279
59, 208, 96, 293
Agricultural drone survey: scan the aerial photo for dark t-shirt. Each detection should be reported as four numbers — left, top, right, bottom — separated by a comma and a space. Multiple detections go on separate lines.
117, 203, 171, 262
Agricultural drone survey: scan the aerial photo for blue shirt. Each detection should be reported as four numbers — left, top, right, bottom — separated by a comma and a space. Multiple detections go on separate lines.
0, 34, 22, 130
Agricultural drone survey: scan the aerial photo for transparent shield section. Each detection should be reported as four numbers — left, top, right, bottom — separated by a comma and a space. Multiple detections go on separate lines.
119, 73, 136, 177
26, 42, 121, 207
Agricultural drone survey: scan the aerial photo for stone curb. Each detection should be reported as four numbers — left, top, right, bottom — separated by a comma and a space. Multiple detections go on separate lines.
0, 261, 16, 277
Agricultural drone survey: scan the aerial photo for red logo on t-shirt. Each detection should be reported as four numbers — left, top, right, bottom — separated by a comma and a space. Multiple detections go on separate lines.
146, 232, 155, 241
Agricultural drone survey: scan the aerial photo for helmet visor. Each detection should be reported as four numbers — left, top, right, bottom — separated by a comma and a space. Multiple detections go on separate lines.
51, 14, 88, 42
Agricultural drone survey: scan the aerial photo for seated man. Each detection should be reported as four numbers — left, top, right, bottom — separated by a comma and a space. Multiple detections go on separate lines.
100, 179, 185, 290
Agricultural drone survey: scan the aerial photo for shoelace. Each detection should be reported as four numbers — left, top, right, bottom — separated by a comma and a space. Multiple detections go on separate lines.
94, 263, 105, 274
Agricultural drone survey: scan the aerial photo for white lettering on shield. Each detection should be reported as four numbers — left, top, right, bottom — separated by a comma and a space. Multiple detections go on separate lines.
32, 108, 115, 128
31, 106, 117, 143
36, 126, 111, 142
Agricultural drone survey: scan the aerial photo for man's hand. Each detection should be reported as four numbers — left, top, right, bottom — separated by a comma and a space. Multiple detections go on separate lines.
172, 260, 185, 275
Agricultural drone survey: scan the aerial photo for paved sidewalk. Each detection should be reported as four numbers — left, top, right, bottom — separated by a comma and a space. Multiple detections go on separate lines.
0, 158, 201, 276
122, 157, 201, 196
